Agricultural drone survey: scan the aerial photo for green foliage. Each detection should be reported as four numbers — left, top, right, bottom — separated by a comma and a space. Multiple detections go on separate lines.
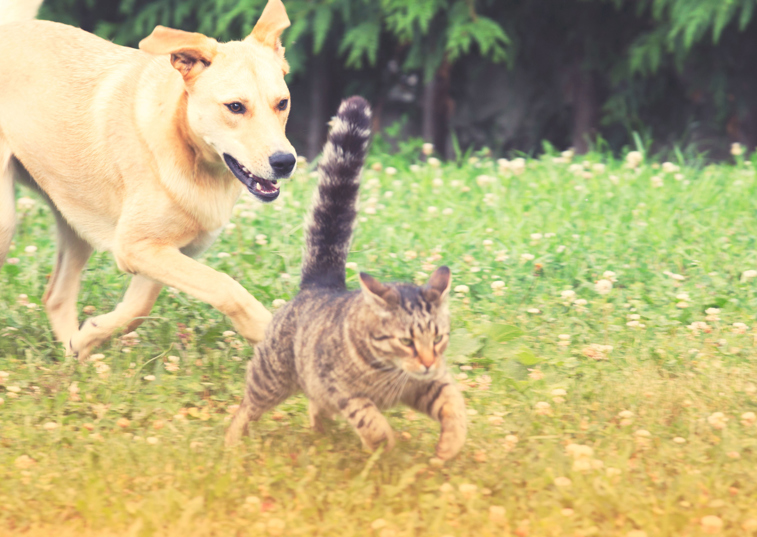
5, 150, 757, 534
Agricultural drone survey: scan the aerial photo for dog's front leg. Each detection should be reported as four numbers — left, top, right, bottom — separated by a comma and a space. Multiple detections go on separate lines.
114, 243, 271, 342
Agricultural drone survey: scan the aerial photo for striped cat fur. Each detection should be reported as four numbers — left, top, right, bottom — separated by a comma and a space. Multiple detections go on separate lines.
225, 96, 467, 459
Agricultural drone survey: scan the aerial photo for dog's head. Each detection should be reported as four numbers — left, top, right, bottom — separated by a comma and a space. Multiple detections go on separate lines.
139, 0, 295, 202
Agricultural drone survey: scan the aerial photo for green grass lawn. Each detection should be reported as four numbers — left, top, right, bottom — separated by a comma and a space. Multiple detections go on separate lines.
3, 147, 757, 536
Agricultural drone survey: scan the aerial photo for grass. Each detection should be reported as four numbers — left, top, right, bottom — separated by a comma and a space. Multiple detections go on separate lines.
3, 147, 757, 536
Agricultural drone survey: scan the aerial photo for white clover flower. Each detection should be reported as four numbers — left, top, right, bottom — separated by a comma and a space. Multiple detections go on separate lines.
527, 308, 540, 314
530, 233, 543, 241
404, 250, 417, 260
602, 270, 617, 282
561, 290, 576, 301
143, 375, 156, 382
24, 245, 37, 254
217, 252, 231, 258
432, 177, 444, 188
741, 412, 756, 426
255, 234, 268, 246
574, 298, 588, 306
650, 175, 663, 188
383, 190, 393, 198
672, 437, 686, 444
553, 476, 572, 487
17, 197, 36, 210
731, 143, 744, 157
595, 279, 613, 295
510, 158, 526, 175
742, 269, 757, 280
534, 401, 551, 415
561, 149, 575, 160
626, 151, 643, 169
497, 158, 510, 169
345, 262, 358, 270
422, 143, 434, 156
707, 412, 728, 430
454, 285, 469, 294
701, 515, 723, 534
592, 163, 606, 174
427, 157, 441, 167
442, 208, 453, 216
520, 253, 535, 262
661, 162, 680, 173
385, 167, 397, 176
491, 281, 506, 290
551, 388, 567, 397
476, 175, 492, 186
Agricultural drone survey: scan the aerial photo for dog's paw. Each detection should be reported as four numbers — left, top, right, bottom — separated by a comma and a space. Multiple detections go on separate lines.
69, 317, 105, 363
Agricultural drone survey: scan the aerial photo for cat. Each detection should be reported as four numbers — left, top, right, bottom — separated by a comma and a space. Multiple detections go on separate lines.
225, 96, 467, 460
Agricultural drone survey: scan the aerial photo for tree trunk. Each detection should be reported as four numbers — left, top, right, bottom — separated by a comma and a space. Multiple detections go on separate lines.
306, 54, 329, 161
570, 60, 599, 154
422, 61, 452, 157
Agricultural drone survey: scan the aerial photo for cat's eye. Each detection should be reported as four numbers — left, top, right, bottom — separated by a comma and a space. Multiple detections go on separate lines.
398, 338, 414, 347
226, 102, 246, 114
434, 334, 443, 344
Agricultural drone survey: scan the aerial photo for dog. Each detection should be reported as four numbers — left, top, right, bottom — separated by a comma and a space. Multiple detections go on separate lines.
0, 0, 296, 360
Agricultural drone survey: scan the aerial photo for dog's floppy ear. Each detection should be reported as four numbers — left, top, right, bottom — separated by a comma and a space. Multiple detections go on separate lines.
247, 0, 290, 55
139, 26, 218, 81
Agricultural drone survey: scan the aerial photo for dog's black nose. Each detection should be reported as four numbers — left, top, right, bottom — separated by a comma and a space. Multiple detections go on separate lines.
269, 152, 296, 177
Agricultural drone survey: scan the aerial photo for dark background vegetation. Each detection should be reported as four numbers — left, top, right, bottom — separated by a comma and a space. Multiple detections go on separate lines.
38, 0, 757, 160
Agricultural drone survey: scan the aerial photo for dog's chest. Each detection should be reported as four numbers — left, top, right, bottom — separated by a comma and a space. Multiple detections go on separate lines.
180, 227, 224, 259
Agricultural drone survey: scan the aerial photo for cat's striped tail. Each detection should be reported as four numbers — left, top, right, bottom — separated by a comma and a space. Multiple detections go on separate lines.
300, 96, 372, 290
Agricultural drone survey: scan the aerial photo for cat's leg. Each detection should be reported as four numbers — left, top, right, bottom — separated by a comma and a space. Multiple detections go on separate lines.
403, 374, 467, 460
335, 395, 395, 452
225, 347, 295, 446
308, 400, 332, 433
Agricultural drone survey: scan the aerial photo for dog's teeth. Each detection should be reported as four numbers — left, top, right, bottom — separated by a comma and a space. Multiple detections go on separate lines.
255, 182, 261, 191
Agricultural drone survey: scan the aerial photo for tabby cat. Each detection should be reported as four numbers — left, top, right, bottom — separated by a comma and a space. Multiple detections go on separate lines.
225, 96, 467, 460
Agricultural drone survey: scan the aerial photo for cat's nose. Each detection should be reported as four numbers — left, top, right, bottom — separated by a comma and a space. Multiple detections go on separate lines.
418, 347, 435, 368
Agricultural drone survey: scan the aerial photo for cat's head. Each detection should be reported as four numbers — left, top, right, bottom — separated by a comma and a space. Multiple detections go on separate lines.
357, 266, 452, 379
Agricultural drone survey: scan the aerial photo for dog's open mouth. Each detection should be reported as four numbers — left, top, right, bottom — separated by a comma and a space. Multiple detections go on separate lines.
223, 154, 280, 202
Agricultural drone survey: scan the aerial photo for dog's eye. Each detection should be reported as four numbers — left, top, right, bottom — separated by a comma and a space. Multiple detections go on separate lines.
398, 338, 414, 347
434, 334, 443, 344
277, 99, 289, 111
226, 102, 246, 114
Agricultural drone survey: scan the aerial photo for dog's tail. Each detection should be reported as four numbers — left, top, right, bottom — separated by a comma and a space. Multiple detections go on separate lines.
300, 96, 372, 290
0, 0, 43, 26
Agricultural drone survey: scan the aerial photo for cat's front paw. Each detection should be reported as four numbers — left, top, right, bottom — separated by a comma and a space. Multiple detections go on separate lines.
435, 402, 467, 460
357, 414, 395, 452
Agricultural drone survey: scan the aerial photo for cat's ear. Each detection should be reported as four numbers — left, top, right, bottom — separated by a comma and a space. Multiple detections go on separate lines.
423, 266, 451, 303
359, 272, 399, 309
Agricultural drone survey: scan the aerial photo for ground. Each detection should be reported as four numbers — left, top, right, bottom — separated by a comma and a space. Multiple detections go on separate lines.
2, 146, 757, 536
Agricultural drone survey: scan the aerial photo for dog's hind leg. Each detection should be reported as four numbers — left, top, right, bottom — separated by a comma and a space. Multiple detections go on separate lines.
0, 136, 15, 268
43, 208, 93, 346
69, 274, 162, 361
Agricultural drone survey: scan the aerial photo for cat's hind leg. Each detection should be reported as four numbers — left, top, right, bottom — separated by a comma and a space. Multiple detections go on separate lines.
403, 374, 467, 460
225, 346, 295, 446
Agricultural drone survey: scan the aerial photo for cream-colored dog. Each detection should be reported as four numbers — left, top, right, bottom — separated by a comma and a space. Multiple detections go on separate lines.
0, 0, 296, 360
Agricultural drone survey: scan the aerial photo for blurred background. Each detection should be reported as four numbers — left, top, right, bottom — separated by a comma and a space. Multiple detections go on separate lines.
38, 0, 757, 160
